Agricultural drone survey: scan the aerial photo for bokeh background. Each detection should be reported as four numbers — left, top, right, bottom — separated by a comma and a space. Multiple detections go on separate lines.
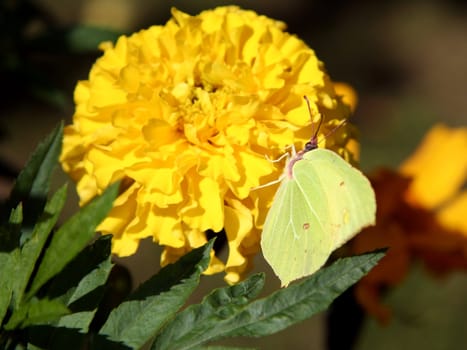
1, 0, 466, 349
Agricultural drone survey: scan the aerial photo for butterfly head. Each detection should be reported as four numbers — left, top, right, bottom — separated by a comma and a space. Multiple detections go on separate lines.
303, 95, 347, 154
304, 139, 318, 152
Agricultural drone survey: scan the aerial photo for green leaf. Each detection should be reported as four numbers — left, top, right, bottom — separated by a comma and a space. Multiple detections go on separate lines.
26, 182, 119, 299
47, 236, 113, 333
4, 298, 69, 330
8, 203, 24, 227
96, 240, 214, 349
224, 250, 385, 338
0, 203, 23, 252
29, 236, 113, 348
46, 235, 113, 305
4, 122, 63, 239
27, 343, 44, 350
153, 250, 385, 350
152, 273, 265, 350
0, 205, 23, 324
11, 185, 67, 309
0, 249, 19, 325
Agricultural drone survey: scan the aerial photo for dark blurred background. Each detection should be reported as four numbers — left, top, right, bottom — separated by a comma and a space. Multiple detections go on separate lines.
1, 0, 466, 349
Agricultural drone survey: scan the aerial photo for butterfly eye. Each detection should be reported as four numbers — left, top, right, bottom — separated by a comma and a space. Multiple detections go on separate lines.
304, 142, 316, 152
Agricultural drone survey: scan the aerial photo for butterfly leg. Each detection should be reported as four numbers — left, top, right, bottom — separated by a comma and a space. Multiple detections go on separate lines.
250, 174, 285, 191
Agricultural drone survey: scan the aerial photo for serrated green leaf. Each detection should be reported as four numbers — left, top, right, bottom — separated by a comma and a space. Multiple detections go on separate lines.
36, 236, 112, 349
27, 325, 89, 350
46, 235, 113, 305
58, 310, 97, 329
154, 250, 385, 350
0, 205, 23, 323
7, 122, 63, 206
224, 250, 385, 338
4, 122, 63, 239
11, 185, 67, 309
47, 236, 113, 335
152, 273, 264, 350
96, 240, 214, 349
0, 272, 13, 324
0, 204, 23, 251
9, 203, 24, 226
0, 249, 19, 325
46, 310, 98, 350
26, 182, 119, 299
5, 298, 69, 330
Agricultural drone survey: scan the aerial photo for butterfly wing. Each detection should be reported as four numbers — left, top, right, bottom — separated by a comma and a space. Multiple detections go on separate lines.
261, 169, 334, 287
261, 148, 376, 286
298, 148, 376, 248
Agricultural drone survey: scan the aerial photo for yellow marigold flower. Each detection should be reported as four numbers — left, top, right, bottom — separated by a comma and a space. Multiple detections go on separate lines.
351, 124, 467, 324
60, 6, 355, 283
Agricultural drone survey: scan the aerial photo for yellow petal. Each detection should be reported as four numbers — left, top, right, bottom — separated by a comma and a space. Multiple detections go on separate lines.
400, 124, 467, 209
112, 235, 139, 256
224, 198, 256, 284
120, 64, 141, 93
437, 191, 467, 236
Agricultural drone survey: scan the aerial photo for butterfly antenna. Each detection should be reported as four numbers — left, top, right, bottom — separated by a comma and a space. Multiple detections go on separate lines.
304, 96, 323, 144
323, 119, 347, 139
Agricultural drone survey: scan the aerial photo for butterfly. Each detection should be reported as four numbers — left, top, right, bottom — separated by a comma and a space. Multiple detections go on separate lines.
261, 97, 376, 286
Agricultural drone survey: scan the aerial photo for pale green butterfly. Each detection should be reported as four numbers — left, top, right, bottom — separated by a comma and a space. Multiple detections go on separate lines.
261, 97, 376, 286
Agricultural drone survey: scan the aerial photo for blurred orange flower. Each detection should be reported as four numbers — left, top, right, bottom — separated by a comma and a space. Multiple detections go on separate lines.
351, 124, 467, 324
